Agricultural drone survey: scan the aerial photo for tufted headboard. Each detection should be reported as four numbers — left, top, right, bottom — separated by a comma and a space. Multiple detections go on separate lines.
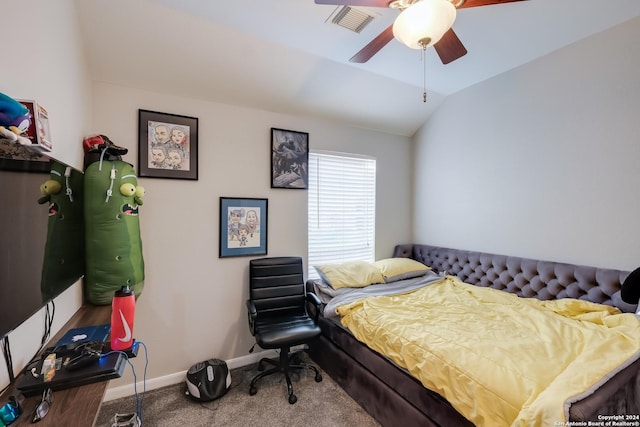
393, 244, 637, 313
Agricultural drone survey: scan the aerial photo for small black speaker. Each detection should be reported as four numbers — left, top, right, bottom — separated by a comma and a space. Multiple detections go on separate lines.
185, 358, 231, 402
621, 267, 640, 305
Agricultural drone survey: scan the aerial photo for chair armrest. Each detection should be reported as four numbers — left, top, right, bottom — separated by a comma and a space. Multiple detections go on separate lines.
246, 299, 257, 335
305, 292, 322, 322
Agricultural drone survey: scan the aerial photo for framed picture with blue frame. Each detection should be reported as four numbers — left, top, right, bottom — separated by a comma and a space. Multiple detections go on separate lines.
219, 197, 268, 258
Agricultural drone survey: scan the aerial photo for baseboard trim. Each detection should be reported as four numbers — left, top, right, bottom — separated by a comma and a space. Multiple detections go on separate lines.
103, 347, 299, 401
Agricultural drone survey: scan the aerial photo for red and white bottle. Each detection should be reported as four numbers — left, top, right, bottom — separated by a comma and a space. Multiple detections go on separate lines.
111, 285, 136, 351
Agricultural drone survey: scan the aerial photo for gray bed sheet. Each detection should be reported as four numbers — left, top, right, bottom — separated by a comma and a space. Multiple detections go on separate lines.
313, 270, 444, 318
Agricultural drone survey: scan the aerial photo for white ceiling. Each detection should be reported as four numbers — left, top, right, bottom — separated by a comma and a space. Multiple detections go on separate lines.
74, 0, 640, 136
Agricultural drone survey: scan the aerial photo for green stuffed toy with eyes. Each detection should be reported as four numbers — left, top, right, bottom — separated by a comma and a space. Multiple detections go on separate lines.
38, 160, 85, 302
83, 144, 145, 305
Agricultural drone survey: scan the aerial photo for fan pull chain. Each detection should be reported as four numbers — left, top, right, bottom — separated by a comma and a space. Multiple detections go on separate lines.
421, 43, 427, 103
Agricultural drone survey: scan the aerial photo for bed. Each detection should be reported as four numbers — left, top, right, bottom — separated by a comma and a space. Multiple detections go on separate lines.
305, 244, 640, 427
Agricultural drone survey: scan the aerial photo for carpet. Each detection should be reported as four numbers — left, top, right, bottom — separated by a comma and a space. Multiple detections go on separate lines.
96, 353, 380, 427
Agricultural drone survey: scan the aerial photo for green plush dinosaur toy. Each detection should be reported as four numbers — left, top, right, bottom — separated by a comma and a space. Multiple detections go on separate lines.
84, 157, 145, 305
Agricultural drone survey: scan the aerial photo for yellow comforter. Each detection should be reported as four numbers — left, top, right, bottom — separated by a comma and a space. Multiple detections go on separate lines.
336, 276, 640, 426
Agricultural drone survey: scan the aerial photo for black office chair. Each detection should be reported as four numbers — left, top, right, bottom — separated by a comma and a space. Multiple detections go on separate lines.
246, 256, 323, 404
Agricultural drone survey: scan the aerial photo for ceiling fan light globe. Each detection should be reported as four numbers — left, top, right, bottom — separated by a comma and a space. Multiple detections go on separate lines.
392, 0, 457, 50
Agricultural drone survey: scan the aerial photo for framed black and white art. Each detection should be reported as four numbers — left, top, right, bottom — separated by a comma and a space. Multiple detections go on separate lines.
271, 128, 308, 189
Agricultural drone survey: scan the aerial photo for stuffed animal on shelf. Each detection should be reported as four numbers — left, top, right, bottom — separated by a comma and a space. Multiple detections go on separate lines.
83, 135, 145, 305
0, 92, 31, 144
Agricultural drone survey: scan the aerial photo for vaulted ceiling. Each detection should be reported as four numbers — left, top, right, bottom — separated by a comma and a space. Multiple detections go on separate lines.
74, 0, 640, 136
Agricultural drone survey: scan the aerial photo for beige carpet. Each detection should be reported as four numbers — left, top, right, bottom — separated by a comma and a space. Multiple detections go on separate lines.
96, 354, 380, 427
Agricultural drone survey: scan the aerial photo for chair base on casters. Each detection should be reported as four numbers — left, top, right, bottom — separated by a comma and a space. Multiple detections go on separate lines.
249, 347, 322, 404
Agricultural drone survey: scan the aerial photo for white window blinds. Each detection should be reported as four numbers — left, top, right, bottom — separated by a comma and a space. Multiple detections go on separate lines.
308, 152, 376, 278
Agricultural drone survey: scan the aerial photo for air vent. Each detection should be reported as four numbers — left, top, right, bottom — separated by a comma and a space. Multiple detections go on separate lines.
330, 6, 375, 33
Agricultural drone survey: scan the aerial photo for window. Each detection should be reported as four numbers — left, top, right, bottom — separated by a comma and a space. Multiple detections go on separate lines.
308, 152, 376, 278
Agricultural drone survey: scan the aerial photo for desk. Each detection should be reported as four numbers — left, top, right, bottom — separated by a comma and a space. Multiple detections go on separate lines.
0, 304, 113, 427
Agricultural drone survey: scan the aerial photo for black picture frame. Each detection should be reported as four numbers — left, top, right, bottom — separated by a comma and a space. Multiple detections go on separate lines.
0, 138, 50, 173
271, 128, 308, 189
138, 109, 198, 180
219, 197, 268, 258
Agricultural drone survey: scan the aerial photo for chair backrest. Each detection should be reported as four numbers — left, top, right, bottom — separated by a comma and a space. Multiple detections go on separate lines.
249, 257, 306, 319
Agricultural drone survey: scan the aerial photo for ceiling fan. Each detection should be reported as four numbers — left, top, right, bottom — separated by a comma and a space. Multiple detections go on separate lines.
316, 0, 527, 65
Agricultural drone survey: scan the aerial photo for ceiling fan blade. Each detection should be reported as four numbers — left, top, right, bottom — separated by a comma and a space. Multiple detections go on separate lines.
457, 0, 527, 10
349, 25, 394, 63
314, 0, 391, 6
433, 28, 467, 64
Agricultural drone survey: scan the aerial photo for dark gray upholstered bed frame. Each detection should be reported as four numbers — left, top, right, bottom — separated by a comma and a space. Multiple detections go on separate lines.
305, 244, 640, 427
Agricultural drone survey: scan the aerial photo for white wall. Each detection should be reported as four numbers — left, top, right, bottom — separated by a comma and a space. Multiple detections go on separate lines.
90, 82, 412, 392
0, 0, 92, 390
412, 18, 640, 271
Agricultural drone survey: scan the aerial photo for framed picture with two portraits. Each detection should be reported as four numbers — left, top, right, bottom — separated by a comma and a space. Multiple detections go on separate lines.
138, 109, 198, 180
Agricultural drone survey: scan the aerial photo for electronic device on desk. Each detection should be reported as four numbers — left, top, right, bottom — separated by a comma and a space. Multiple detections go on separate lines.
16, 341, 126, 397
57, 323, 140, 358
63, 341, 103, 371
54, 324, 111, 349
